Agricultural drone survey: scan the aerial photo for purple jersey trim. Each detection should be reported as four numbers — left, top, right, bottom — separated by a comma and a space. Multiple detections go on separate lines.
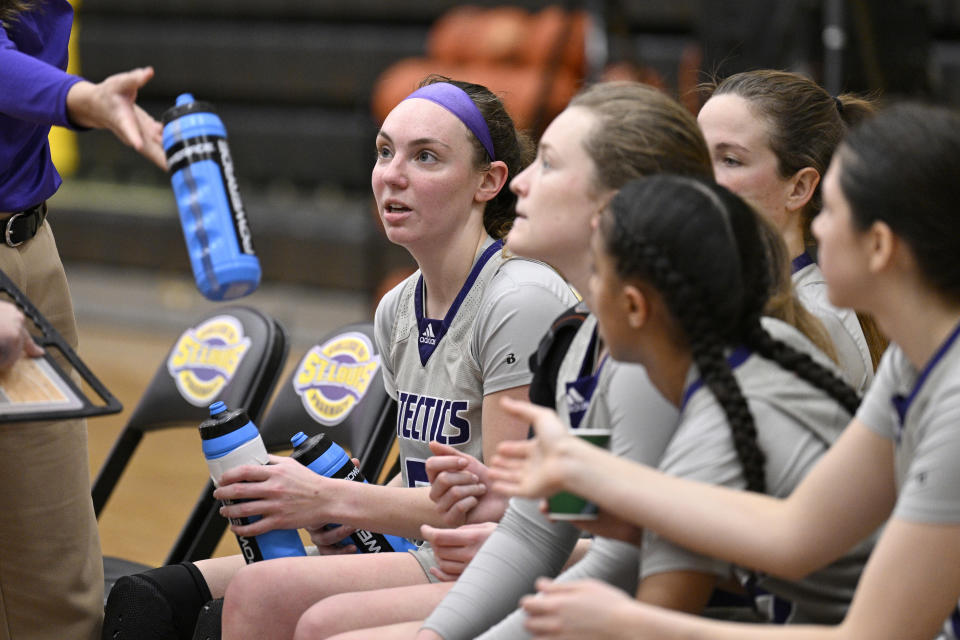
414, 239, 503, 365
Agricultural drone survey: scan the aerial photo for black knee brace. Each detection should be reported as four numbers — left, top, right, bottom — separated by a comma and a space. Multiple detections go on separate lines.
102, 562, 213, 640
191, 598, 224, 640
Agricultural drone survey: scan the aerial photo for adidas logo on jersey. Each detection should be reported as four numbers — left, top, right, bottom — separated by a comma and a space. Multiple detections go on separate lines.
419, 323, 437, 346
565, 387, 590, 414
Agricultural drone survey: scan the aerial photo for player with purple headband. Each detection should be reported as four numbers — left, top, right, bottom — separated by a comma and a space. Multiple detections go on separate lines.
403, 83, 498, 162
102, 76, 575, 640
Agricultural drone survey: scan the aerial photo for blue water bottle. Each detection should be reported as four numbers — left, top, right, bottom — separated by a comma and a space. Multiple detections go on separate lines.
290, 432, 418, 553
199, 402, 306, 563
162, 94, 261, 301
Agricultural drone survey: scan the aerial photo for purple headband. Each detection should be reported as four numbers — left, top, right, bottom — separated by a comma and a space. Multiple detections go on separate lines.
403, 82, 496, 161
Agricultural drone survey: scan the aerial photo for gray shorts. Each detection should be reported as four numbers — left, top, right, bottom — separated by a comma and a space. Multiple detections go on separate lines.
409, 543, 442, 583
306, 543, 440, 583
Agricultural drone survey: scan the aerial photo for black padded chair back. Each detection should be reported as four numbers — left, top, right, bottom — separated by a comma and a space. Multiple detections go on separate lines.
167, 322, 398, 571
258, 322, 396, 483
92, 306, 287, 594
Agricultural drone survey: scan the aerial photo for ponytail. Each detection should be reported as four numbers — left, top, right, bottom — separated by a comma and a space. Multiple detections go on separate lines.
835, 92, 879, 129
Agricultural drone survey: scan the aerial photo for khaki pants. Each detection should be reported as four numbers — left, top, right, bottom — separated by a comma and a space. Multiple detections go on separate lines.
0, 221, 103, 640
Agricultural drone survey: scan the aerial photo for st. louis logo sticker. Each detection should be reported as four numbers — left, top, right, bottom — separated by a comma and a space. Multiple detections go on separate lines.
167, 315, 252, 406
293, 331, 381, 426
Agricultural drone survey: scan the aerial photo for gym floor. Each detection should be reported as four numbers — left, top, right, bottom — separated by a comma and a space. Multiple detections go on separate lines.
72, 261, 371, 568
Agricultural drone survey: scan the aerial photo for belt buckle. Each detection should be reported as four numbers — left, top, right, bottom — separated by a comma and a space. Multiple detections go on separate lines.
4, 212, 24, 248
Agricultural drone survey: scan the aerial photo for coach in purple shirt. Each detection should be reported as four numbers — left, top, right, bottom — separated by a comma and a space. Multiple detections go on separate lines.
1, 2, 163, 638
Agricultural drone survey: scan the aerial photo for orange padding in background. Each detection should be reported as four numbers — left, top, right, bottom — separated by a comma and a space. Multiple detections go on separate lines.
371, 5, 589, 132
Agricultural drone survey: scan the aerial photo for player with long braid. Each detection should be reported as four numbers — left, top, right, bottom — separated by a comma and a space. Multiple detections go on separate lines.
487, 175, 873, 636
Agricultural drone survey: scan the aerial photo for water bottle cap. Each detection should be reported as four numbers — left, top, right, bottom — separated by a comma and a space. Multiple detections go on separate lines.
290, 432, 337, 467
162, 95, 217, 125
290, 432, 308, 448
209, 401, 227, 416
198, 406, 252, 440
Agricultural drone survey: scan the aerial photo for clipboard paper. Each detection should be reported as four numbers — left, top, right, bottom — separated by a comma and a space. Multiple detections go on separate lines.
0, 270, 122, 423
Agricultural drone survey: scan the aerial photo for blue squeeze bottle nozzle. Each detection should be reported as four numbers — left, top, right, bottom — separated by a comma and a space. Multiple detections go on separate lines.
162, 93, 261, 301
289, 431, 418, 553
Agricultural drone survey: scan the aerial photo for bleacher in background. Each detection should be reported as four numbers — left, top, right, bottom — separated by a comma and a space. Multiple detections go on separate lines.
49, 0, 960, 298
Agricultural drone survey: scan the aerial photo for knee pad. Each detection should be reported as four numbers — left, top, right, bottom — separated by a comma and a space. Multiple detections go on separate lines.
191, 598, 224, 640
102, 562, 213, 640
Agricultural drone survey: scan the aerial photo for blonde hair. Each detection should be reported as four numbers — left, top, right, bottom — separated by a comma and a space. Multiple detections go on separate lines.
569, 82, 713, 191
755, 213, 838, 363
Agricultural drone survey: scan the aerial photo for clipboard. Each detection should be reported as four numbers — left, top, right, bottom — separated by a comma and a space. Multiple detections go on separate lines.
0, 269, 122, 423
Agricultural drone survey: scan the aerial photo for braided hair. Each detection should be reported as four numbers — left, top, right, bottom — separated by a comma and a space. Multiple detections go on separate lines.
602, 176, 859, 493
726, 192, 861, 417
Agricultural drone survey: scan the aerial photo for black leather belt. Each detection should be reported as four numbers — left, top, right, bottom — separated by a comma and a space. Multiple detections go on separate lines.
1, 202, 48, 248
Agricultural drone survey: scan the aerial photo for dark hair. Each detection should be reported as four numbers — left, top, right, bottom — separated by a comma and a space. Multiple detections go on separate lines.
1, 0, 37, 25
704, 69, 888, 369
839, 102, 960, 301
418, 75, 535, 239
601, 176, 859, 493
568, 81, 713, 191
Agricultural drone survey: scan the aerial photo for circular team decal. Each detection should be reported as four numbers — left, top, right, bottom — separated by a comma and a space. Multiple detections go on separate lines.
167, 315, 252, 406
293, 331, 381, 426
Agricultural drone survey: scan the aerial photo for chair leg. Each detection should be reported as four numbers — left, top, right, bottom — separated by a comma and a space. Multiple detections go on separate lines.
92, 428, 144, 517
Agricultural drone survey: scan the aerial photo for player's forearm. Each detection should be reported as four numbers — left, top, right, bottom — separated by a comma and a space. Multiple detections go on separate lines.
333, 482, 446, 539
559, 441, 799, 576
583, 423, 897, 581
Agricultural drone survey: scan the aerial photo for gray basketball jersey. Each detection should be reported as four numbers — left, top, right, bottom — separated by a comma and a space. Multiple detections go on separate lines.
793, 259, 874, 394
857, 323, 960, 639
424, 314, 679, 640
374, 238, 575, 488
555, 313, 677, 469
642, 318, 869, 624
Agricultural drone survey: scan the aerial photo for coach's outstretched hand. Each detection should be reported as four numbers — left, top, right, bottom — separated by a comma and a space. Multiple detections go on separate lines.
65, 66, 166, 170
